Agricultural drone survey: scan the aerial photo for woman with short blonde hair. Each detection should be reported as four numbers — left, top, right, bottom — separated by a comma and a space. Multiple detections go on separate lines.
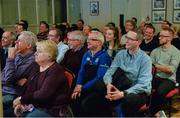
13, 40, 70, 117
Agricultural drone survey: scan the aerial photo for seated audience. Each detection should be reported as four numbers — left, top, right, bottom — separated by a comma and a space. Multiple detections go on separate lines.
1, 31, 16, 70
71, 31, 111, 116
121, 20, 136, 46
131, 17, 138, 28
13, 40, 70, 117
48, 29, 69, 63
140, 24, 159, 55
0, 27, 4, 40
1, 31, 39, 116
138, 21, 146, 34
37, 21, 49, 41
156, 20, 172, 38
15, 23, 27, 40
83, 25, 92, 38
19, 20, 29, 31
171, 25, 180, 50
76, 19, 84, 31
104, 25, 121, 59
60, 31, 87, 90
149, 27, 180, 116
103, 30, 152, 117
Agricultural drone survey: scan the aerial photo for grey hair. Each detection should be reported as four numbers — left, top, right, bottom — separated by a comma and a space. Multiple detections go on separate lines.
134, 30, 143, 41
20, 31, 38, 48
9, 32, 16, 42
68, 31, 86, 44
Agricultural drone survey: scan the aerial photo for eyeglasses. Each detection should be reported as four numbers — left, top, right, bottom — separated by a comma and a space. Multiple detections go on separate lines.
48, 34, 56, 37
159, 35, 171, 39
68, 38, 80, 41
125, 35, 138, 41
88, 38, 99, 41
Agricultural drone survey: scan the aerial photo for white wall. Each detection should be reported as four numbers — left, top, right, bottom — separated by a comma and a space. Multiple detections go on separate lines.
80, 0, 111, 30
67, 0, 81, 24
0, 0, 2, 26
79, 0, 180, 33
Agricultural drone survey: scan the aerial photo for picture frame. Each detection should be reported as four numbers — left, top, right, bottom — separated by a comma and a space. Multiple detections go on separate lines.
90, 1, 99, 16
174, 0, 180, 9
152, 0, 166, 10
173, 10, 180, 23
152, 10, 166, 23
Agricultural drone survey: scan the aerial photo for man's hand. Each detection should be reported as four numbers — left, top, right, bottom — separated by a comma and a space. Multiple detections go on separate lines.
8, 47, 17, 59
13, 97, 21, 108
106, 84, 124, 101
71, 85, 82, 99
17, 78, 27, 86
14, 104, 24, 117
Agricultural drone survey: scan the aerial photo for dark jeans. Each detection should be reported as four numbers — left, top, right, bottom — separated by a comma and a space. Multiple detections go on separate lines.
3, 94, 17, 117
70, 91, 112, 117
117, 93, 147, 117
71, 80, 147, 117
149, 77, 175, 115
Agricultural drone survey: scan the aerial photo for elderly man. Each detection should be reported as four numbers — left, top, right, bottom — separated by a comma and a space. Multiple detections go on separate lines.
103, 30, 152, 117
71, 31, 111, 116
1, 31, 39, 116
48, 28, 69, 63
140, 24, 159, 55
1, 31, 16, 70
60, 31, 87, 90
149, 27, 180, 116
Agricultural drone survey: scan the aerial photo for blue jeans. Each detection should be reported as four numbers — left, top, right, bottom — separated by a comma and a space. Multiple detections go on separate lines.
23, 108, 52, 117
3, 94, 16, 116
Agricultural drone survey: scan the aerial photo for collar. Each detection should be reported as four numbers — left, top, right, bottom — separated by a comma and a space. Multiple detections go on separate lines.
126, 48, 141, 59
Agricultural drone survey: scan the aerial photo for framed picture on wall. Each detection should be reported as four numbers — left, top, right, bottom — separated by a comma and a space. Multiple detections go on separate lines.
173, 10, 180, 23
152, 0, 166, 10
152, 10, 166, 23
90, 1, 99, 16
174, 0, 180, 9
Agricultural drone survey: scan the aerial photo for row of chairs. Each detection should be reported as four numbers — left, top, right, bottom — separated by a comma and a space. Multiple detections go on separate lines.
64, 64, 180, 117
139, 64, 180, 117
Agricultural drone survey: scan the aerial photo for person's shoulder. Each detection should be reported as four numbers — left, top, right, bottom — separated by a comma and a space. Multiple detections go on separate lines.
151, 46, 161, 53
116, 49, 126, 55
171, 46, 180, 56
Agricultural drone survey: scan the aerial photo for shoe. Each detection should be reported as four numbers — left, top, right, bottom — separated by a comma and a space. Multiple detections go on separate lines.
157, 110, 167, 118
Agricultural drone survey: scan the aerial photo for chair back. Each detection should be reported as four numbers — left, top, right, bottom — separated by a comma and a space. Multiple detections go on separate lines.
64, 69, 75, 87
152, 64, 156, 80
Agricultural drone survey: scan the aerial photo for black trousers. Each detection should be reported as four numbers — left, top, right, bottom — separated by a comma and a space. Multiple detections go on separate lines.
149, 77, 175, 115
71, 80, 147, 117
70, 91, 112, 117
116, 93, 147, 117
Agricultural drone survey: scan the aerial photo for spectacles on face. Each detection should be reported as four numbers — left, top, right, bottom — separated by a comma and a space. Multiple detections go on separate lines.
159, 35, 171, 39
125, 35, 138, 41
2, 36, 8, 40
68, 39, 79, 41
48, 34, 56, 37
88, 38, 99, 41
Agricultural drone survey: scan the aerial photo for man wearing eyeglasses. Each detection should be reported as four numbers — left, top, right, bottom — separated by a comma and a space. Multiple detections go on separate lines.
71, 31, 111, 116
103, 30, 152, 117
48, 29, 69, 63
149, 27, 180, 116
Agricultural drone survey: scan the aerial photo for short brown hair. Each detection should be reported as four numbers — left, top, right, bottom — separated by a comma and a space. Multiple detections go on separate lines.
162, 27, 175, 36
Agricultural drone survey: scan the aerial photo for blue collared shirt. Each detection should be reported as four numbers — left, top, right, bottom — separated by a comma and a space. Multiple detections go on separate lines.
56, 41, 69, 63
104, 48, 152, 95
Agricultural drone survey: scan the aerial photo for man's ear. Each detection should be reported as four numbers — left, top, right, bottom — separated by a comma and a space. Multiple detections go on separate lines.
27, 44, 32, 49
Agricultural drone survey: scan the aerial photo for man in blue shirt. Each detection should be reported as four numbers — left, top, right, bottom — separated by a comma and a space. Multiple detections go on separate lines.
103, 30, 152, 116
48, 29, 69, 63
71, 31, 111, 116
